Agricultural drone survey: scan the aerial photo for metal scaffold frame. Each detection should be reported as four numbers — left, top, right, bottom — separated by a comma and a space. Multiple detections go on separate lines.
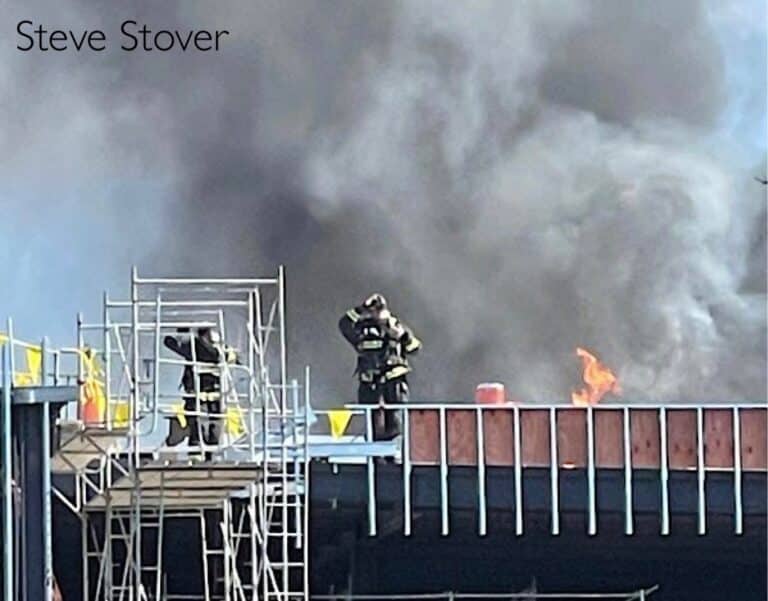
50, 266, 309, 601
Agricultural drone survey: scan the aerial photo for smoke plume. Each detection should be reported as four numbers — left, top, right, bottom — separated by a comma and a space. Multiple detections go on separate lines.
2, 0, 765, 404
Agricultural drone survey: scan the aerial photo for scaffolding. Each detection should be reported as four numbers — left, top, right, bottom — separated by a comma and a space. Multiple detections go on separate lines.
51, 266, 309, 601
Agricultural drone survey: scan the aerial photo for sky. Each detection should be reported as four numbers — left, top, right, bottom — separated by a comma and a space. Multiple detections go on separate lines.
0, 1, 765, 404
707, 0, 767, 160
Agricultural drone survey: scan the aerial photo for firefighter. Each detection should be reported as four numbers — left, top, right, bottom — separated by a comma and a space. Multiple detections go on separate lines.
164, 327, 236, 450
339, 294, 421, 441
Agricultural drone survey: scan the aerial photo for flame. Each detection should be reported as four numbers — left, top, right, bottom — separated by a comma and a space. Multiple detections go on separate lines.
571, 347, 621, 406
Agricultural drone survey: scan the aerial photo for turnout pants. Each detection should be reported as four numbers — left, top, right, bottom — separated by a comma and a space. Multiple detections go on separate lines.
358, 376, 408, 441
166, 392, 222, 448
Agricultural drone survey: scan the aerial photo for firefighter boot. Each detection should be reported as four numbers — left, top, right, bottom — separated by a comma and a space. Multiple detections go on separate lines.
165, 417, 189, 447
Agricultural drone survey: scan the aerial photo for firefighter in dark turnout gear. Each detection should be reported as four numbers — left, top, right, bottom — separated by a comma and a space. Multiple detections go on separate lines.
339, 294, 421, 440
164, 327, 234, 449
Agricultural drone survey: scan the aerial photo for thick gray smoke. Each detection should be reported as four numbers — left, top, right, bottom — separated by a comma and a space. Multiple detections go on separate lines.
3, 0, 765, 404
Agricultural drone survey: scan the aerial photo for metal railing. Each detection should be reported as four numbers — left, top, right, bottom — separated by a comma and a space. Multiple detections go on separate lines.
323, 401, 766, 538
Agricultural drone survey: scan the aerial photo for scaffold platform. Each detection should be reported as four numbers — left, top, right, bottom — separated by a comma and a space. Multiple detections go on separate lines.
86, 460, 264, 509
52, 420, 129, 474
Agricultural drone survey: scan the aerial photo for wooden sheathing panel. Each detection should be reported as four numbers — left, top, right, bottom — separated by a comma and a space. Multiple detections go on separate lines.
521, 409, 550, 467
595, 410, 624, 468
630, 409, 660, 468
483, 409, 515, 466
447, 409, 478, 465
741, 409, 767, 471
409, 409, 439, 465
704, 409, 733, 468
558, 409, 587, 468
407, 405, 766, 470
667, 410, 697, 469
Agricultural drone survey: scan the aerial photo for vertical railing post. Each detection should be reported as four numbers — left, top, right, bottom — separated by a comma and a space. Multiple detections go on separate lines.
696, 407, 706, 535
733, 406, 743, 535
586, 406, 596, 535
439, 406, 449, 536
2, 338, 14, 601
513, 405, 523, 536
41, 338, 53, 601
549, 407, 559, 535
659, 407, 670, 535
365, 406, 376, 536
403, 406, 412, 536
476, 406, 487, 537
623, 407, 634, 536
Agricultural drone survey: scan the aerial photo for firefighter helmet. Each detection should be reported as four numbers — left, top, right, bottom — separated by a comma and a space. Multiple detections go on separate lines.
363, 293, 387, 311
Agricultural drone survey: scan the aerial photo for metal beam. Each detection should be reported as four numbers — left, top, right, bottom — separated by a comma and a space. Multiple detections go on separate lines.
2, 343, 13, 601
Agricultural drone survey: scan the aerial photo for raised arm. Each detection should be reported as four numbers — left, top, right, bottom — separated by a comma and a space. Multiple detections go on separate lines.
386, 314, 421, 354
164, 335, 192, 360
338, 305, 365, 347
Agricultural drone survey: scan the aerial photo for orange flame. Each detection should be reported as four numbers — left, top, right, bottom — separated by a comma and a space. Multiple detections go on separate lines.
571, 347, 621, 406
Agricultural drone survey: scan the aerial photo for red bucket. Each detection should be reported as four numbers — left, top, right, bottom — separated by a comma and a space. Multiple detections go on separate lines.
475, 382, 506, 404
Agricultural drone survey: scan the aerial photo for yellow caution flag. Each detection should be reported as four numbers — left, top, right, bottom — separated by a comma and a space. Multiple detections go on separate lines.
225, 406, 246, 438
14, 346, 42, 386
25, 346, 41, 382
328, 409, 352, 439
171, 403, 188, 429
111, 401, 131, 429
